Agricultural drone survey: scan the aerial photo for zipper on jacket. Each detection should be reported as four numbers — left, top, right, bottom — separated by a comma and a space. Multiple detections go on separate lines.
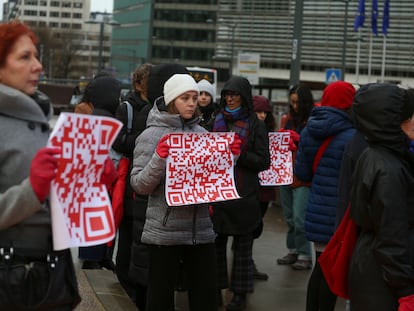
192, 207, 198, 245
163, 207, 172, 226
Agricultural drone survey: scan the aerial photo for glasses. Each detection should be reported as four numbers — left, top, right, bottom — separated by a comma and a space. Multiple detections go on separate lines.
224, 92, 241, 99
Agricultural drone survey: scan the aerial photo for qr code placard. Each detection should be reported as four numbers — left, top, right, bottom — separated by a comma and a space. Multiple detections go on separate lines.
259, 132, 293, 186
48, 113, 121, 246
165, 132, 240, 206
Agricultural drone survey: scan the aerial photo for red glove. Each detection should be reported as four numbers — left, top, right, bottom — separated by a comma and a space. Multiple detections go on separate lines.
101, 157, 118, 191
278, 128, 300, 152
398, 294, 414, 311
286, 129, 300, 144
156, 134, 170, 158
229, 135, 242, 156
29, 147, 61, 202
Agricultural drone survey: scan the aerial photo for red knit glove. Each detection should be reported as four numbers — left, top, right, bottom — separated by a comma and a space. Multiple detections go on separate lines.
398, 295, 414, 311
29, 147, 61, 202
278, 128, 300, 152
101, 157, 118, 191
156, 134, 170, 158
229, 135, 242, 156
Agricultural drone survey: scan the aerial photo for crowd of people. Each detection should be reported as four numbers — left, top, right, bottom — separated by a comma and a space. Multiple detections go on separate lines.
2, 20, 414, 311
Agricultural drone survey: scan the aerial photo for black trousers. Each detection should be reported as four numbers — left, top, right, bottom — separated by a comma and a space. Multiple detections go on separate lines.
146, 243, 218, 311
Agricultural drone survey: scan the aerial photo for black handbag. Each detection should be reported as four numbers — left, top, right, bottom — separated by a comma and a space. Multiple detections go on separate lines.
0, 249, 81, 310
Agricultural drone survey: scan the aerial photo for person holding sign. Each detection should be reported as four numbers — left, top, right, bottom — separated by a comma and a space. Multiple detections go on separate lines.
0, 21, 81, 310
130, 73, 241, 311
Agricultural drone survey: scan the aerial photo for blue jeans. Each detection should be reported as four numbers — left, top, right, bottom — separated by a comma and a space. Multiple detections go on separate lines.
279, 185, 312, 259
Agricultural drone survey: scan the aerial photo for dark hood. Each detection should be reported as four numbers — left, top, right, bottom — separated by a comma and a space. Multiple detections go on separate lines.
83, 76, 121, 116
219, 76, 253, 111
353, 83, 410, 153
146, 63, 188, 105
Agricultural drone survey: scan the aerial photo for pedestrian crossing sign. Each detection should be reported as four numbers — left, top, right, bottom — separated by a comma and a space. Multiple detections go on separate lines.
325, 68, 342, 84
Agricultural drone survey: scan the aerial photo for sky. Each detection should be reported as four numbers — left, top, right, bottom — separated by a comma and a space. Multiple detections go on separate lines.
0, 0, 113, 19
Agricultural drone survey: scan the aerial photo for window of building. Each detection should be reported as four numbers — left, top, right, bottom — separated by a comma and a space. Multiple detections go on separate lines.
62, 2, 71, 8
23, 10, 37, 16
39, 0, 47, 6
73, 13, 82, 19
62, 12, 70, 18
72, 23, 82, 29
49, 22, 59, 28
25, 0, 38, 5
61, 23, 70, 29
50, 11, 59, 17
50, 1, 60, 7
39, 21, 47, 27
73, 2, 83, 9
39, 11, 46, 16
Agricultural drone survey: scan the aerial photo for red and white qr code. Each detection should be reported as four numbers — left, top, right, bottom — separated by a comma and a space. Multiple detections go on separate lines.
165, 132, 240, 206
49, 114, 119, 244
259, 132, 293, 186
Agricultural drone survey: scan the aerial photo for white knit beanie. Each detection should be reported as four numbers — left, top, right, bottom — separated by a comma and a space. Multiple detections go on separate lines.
163, 74, 199, 106
197, 79, 215, 100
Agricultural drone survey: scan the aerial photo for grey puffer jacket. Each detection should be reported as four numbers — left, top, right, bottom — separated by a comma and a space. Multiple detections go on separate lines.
130, 98, 216, 246
0, 83, 53, 251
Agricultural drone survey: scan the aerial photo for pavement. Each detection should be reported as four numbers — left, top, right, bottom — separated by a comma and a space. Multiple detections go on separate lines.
72, 197, 348, 311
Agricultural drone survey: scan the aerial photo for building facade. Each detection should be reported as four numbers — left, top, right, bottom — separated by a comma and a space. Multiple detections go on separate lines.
2, 0, 115, 79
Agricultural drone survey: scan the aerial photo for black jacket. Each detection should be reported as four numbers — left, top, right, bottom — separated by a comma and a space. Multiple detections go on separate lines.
349, 84, 414, 310
211, 76, 270, 234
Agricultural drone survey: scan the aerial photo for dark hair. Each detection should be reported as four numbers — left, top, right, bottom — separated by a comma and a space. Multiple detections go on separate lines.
288, 84, 314, 128
0, 21, 38, 68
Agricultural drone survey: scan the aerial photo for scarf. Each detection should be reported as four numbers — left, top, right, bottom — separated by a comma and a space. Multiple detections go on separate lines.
213, 107, 250, 151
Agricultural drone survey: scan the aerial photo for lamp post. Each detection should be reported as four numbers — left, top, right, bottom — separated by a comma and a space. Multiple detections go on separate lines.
229, 23, 237, 76
85, 14, 120, 72
339, 0, 351, 81
289, 0, 304, 88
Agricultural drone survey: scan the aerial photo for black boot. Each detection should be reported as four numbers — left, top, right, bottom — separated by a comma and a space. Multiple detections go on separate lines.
217, 289, 223, 307
253, 264, 269, 281
226, 293, 246, 311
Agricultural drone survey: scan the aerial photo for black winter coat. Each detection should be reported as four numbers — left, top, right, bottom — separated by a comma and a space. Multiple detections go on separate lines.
211, 76, 270, 235
349, 84, 414, 310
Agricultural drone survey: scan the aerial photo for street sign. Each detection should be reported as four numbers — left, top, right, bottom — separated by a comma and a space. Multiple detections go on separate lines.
237, 53, 260, 85
325, 68, 342, 84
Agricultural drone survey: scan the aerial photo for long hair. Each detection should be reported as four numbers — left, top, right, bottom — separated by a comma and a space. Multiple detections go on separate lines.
0, 21, 38, 68
288, 84, 314, 129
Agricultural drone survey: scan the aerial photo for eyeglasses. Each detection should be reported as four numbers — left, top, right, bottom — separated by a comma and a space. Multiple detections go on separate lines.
224, 92, 241, 99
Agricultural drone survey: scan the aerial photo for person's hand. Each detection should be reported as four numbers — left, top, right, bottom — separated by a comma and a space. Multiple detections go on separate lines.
285, 129, 300, 144
398, 294, 414, 311
30, 147, 61, 202
74, 102, 93, 114
229, 135, 242, 156
101, 157, 118, 190
278, 128, 300, 152
156, 134, 170, 158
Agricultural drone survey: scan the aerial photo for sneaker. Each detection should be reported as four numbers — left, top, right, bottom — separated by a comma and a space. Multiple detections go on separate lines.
276, 253, 298, 265
291, 259, 313, 270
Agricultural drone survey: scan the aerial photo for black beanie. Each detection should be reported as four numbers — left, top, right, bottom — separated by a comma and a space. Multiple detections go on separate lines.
82, 76, 121, 116
146, 63, 188, 104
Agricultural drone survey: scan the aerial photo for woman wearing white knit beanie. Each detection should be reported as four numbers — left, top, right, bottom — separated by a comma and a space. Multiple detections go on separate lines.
130, 71, 226, 310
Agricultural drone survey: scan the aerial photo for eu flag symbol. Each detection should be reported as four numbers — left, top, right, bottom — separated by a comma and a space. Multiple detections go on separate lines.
382, 0, 390, 36
354, 0, 365, 31
371, 0, 378, 35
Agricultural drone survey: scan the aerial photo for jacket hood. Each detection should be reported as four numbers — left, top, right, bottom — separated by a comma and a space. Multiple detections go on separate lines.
353, 83, 410, 152
0, 83, 50, 127
306, 106, 354, 140
219, 76, 253, 111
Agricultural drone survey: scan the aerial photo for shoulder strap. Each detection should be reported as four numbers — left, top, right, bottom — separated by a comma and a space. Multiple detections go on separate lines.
124, 101, 133, 134
312, 136, 335, 174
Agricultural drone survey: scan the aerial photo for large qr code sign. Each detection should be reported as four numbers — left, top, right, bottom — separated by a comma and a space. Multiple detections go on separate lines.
166, 132, 240, 206
259, 132, 293, 186
49, 113, 121, 246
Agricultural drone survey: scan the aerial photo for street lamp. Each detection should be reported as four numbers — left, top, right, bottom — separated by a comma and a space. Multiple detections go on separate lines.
339, 0, 352, 81
85, 14, 120, 72
219, 20, 237, 76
